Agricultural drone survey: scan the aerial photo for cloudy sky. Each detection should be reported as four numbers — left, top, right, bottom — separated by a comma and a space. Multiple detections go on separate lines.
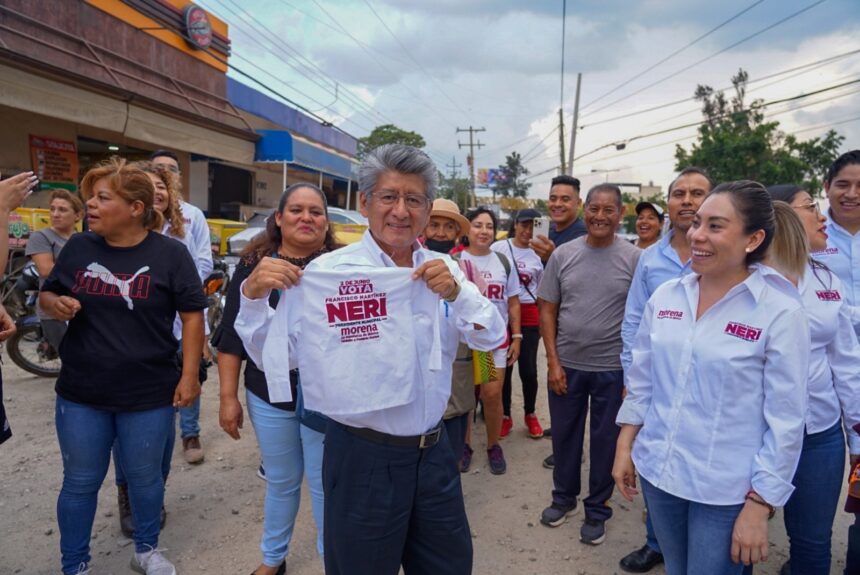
199, 0, 860, 198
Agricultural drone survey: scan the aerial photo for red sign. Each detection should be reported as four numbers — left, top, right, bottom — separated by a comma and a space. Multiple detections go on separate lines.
183, 4, 213, 50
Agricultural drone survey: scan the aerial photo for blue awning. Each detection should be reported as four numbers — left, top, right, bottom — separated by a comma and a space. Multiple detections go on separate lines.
255, 129, 293, 162
255, 129, 355, 180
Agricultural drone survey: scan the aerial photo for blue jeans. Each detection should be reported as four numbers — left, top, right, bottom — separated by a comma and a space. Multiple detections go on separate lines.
846, 513, 860, 575
645, 512, 662, 553
55, 396, 173, 574
784, 421, 845, 574
641, 477, 744, 575
246, 389, 325, 566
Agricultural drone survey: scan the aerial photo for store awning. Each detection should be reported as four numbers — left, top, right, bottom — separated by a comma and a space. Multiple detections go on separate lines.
0, 63, 256, 165
255, 129, 355, 180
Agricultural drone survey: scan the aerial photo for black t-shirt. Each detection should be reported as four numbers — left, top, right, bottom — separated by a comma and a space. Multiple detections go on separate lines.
212, 258, 297, 411
549, 218, 587, 247
43, 232, 206, 411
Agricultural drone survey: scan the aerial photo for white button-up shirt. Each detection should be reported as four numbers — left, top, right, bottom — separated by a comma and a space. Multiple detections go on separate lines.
617, 266, 809, 507
816, 213, 860, 336
796, 262, 860, 453
236, 230, 505, 436
167, 200, 214, 339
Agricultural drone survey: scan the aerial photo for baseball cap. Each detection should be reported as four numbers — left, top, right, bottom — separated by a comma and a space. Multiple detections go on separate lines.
635, 201, 664, 221
513, 208, 543, 222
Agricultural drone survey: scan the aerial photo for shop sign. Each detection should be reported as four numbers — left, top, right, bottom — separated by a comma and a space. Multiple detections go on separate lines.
29, 135, 79, 190
183, 4, 213, 50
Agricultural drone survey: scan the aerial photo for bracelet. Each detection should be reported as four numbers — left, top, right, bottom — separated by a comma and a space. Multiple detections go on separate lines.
443, 280, 461, 303
745, 491, 775, 519
511, 334, 523, 339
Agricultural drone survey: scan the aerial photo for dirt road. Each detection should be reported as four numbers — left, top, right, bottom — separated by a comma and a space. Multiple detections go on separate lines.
0, 356, 852, 574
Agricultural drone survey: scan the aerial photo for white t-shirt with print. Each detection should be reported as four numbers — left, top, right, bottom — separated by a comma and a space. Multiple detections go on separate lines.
459, 250, 521, 324
491, 240, 543, 305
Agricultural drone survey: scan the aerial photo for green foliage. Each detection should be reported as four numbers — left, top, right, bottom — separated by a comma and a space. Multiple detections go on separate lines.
675, 69, 844, 195
494, 151, 532, 198
533, 199, 548, 214
358, 124, 427, 159
438, 174, 472, 213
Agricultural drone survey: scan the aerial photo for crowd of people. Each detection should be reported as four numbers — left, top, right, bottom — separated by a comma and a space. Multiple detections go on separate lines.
0, 145, 858, 575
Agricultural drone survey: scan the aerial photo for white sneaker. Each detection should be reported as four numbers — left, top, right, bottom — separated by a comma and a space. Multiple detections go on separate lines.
69, 563, 91, 575
130, 547, 177, 575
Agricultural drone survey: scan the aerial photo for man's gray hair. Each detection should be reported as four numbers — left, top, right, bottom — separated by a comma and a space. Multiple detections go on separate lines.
359, 144, 438, 201
585, 183, 623, 209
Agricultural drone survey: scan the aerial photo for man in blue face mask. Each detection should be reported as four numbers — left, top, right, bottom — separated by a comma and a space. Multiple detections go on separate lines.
422, 198, 469, 255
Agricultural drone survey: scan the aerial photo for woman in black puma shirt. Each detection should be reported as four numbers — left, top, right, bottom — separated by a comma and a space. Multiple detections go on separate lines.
40, 157, 206, 575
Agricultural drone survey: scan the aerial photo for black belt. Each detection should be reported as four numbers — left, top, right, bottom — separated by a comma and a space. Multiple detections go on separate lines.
343, 423, 443, 449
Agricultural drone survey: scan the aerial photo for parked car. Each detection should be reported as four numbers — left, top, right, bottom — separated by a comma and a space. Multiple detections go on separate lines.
225, 207, 368, 256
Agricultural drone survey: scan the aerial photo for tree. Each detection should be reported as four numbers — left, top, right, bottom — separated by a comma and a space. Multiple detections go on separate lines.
358, 124, 426, 159
493, 151, 532, 198
438, 173, 472, 213
675, 69, 844, 194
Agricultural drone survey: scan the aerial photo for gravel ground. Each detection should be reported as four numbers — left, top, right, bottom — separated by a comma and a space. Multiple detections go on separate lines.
0, 346, 852, 574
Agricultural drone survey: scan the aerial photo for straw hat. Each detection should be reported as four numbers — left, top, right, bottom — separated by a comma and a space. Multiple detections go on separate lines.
430, 198, 470, 236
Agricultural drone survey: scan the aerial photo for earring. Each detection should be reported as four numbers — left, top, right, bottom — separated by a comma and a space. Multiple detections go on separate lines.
745, 247, 752, 253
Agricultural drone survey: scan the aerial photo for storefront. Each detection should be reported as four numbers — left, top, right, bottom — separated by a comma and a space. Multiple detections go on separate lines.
0, 0, 357, 218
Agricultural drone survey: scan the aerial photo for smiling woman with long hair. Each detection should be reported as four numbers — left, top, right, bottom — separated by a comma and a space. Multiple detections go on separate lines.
613, 181, 810, 574
40, 157, 206, 575
215, 182, 339, 575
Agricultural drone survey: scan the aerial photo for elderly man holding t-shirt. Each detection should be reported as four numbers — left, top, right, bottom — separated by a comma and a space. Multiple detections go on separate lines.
236, 144, 505, 575
537, 184, 640, 546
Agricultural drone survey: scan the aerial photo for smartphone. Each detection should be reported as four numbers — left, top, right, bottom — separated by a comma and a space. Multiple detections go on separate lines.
533, 217, 550, 238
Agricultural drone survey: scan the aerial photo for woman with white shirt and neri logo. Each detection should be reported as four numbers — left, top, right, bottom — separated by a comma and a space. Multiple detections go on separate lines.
492, 209, 545, 440
765, 185, 860, 575
612, 181, 810, 575
459, 207, 521, 475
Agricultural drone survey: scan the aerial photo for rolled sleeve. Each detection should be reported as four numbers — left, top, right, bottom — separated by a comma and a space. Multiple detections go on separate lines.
617, 299, 655, 426
234, 279, 274, 369
447, 262, 506, 351
751, 308, 809, 507
829, 304, 860, 454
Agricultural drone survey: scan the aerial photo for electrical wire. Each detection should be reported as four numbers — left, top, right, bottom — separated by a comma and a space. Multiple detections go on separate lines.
575, 75, 860, 162
581, 0, 765, 111
360, 0, 467, 117
582, 0, 828, 118
581, 47, 860, 129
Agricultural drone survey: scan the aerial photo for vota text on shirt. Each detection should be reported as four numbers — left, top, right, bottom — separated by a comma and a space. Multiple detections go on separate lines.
325, 278, 389, 343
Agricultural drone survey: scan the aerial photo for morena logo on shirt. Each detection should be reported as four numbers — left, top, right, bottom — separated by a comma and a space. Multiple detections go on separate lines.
656, 309, 684, 320
816, 290, 842, 301
812, 247, 839, 256
325, 278, 389, 343
724, 321, 762, 342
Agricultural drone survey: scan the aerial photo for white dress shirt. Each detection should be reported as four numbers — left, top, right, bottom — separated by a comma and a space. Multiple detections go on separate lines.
816, 214, 860, 336
617, 266, 810, 507
167, 200, 214, 339
236, 230, 506, 436
795, 262, 860, 452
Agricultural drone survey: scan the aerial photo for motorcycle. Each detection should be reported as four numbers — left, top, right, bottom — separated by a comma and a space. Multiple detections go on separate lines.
4, 261, 61, 378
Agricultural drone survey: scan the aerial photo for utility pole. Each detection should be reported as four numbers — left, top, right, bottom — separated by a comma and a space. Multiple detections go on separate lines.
558, 108, 566, 175
567, 73, 582, 175
445, 156, 462, 179
457, 126, 485, 207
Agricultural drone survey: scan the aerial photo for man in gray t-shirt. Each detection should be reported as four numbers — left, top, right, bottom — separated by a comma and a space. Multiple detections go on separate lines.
536, 184, 640, 545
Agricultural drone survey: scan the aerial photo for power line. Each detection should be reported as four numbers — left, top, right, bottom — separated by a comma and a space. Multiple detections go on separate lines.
521, 126, 560, 163
360, 0, 467, 117
205, 0, 394, 129
794, 114, 860, 134
575, 75, 860, 162
307, 0, 454, 127
582, 0, 828, 118
581, 47, 860, 129
581, 0, 765, 111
